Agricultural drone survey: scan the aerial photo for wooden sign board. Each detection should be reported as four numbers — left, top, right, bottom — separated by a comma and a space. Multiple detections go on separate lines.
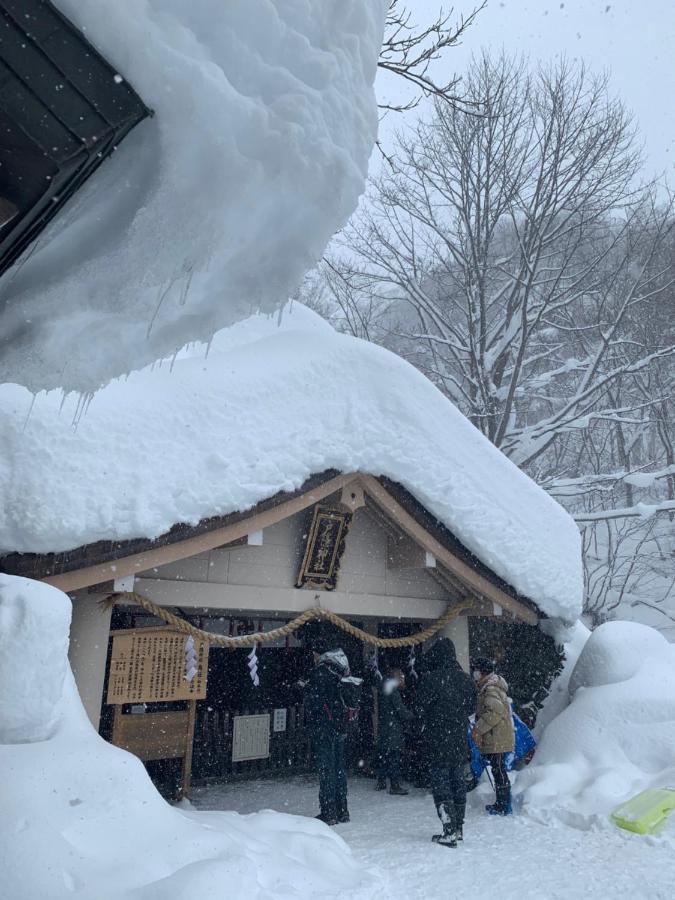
107, 629, 208, 704
296, 506, 352, 590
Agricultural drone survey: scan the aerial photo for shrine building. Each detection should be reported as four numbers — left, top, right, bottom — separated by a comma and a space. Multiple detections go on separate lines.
0, 0, 582, 798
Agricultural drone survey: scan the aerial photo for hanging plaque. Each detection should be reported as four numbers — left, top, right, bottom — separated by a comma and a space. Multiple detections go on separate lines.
296, 506, 352, 590
107, 629, 209, 704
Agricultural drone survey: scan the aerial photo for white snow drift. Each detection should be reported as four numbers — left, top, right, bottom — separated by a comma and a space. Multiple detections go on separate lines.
520, 620, 675, 819
0, 0, 387, 393
0, 574, 378, 900
0, 304, 582, 621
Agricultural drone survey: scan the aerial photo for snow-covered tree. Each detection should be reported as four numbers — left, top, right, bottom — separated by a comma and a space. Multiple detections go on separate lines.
309, 53, 675, 626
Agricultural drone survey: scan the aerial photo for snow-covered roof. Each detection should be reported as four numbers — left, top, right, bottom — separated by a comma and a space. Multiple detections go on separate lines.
0, 304, 583, 621
0, 0, 387, 393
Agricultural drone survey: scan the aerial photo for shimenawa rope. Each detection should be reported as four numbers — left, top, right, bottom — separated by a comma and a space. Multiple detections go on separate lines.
105, 590, 473, 648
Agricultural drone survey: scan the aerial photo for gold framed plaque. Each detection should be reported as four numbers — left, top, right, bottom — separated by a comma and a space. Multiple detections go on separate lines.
296, 506, 352, 590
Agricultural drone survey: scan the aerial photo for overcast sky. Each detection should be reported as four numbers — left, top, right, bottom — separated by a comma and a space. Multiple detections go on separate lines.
376, 0, 675, 179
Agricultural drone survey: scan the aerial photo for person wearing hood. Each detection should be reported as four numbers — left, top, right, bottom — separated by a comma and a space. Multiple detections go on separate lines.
304, 647, 355, 825
416, 638, 476, 847
471, 657, 515, 816
375, 668, 414, 795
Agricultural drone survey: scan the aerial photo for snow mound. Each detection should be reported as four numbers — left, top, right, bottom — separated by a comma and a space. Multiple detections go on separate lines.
520, 620, 675, 819
0, 575, 377, 900
568, 620, 665, 694
0, 304, 582, 620
533, 620, 590, 739
0, 0, 387, 393
0, 576, 70, 743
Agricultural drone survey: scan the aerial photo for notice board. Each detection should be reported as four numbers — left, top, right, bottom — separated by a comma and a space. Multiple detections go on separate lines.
232, 714, 271, 762
107, 629, 208, 704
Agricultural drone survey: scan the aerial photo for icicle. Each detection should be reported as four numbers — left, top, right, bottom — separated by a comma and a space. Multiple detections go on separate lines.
178, 263, 194, 306
247, 644, 260, 687
21, 392, 38, 433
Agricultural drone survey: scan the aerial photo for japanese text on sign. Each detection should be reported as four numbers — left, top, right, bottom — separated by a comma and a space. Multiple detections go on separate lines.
107, 630, 208, 704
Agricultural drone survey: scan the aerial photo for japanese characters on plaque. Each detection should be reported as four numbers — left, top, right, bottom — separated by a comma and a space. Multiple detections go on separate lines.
273, 708, 287, 732
231, 714, 271, 762
296, 506, 352, 590
107, 630, 209, 704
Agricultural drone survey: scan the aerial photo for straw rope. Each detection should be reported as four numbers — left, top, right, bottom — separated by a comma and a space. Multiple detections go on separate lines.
105, 590, 474, 648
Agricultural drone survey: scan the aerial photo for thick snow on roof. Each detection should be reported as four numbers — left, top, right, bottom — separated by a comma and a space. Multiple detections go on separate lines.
0, 304, 582, 620
0, 0, 386, 393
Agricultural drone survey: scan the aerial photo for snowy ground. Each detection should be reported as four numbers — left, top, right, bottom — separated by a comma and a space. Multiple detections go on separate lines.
192, 775, 675, 900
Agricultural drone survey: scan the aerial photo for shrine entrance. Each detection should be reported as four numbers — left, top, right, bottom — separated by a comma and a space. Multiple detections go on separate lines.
100, 607, 377, 798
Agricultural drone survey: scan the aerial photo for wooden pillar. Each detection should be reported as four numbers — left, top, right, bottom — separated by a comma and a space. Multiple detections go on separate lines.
441, 614, 470, 672
181, 700, 197, 798
361, 621, 379, 745
69, 592, 112, 730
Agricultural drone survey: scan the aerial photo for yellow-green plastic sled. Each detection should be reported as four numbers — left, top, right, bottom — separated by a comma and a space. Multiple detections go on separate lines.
611, 788, 675, 835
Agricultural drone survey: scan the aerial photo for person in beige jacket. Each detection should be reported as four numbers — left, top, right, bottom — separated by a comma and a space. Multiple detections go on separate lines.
471, 657, 515, 815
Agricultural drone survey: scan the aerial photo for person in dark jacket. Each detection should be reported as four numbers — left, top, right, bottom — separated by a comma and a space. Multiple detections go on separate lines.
376, 668, 414, 795
304, 648, 352, 825
416, 638, 476, 846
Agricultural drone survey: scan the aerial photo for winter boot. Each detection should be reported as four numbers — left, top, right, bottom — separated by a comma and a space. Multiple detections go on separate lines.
486, 785, 512, 816
316, 809, 338, 826
432, 801, 458, 847
336, 802, 350, 824
375, 778, 387, 791
389, 780, 409, 796
455, 802, 466, 841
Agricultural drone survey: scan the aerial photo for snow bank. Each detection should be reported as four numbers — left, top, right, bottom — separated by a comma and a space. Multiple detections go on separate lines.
0, 575, 377, 900
533, 620, 590, 739
0, 304, 582, 620
520, 620, 675, 820
0, 0, 387, 393
0, 576, 71, 743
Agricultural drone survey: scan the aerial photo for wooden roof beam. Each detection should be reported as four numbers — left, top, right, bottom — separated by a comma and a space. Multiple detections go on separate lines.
358, 475, 538, 625
44, 473, 355, 592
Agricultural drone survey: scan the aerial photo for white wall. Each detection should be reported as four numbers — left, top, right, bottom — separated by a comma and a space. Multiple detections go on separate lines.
145, 503, 451, 605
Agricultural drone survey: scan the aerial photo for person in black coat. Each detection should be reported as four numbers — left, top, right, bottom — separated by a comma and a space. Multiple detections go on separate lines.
375, 668, 414, 795
304, 648, 353, 825
416, 638, 476, 846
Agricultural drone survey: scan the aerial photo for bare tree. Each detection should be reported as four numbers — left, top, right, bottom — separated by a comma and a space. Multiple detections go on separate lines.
316, 52, 675, 625
329, 54, 673, 460
378, 2, 486, 112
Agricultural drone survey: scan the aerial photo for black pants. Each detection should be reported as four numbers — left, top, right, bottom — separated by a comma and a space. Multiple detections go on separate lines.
376, 744, 403, 780
429, 764, 466, 808
484, 753, 510, 789
314, 732, 347, 816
